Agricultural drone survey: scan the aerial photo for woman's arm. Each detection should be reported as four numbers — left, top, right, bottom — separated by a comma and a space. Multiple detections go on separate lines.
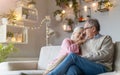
61, 38, 80, 54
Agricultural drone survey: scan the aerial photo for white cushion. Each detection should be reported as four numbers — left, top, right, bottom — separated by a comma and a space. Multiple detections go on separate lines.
0, 61, 37, 71
20, 70, 45, 75
0, 70, 45, 75
38, 46, 61, 70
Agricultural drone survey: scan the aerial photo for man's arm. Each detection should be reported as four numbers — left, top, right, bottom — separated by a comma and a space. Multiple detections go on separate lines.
82, 36, 114, 61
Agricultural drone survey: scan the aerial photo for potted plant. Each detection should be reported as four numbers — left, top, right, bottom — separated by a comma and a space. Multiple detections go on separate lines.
7, 31, 14, 42
27, 0, 36, 8
7, 31, 14, 38
55, 0, 79, 18
0, 43, 17, 62
54, 10, 63, 21
97, 0, 113, 12
63, 18, 73, 32
0, 9, 17, 25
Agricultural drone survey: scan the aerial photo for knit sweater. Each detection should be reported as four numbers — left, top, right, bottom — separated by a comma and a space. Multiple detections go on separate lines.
81, 34, 114, 71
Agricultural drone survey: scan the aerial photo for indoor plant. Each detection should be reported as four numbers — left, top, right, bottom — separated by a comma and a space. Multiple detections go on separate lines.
0, 43, 17, 62
0, 9, 17, 25
55, 0, 79, 18
54, 0, 79, 31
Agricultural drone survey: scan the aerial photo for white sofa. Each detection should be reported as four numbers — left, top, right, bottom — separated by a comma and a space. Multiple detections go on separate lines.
0, 42, 120, 75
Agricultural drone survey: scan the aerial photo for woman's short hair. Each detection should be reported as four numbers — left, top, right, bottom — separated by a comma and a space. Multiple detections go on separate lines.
71, 26, 84, 40
73, 26, 84, 33
87, 19, 100, 32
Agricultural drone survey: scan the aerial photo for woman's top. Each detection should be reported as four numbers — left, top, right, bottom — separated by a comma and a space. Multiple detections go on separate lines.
48, 38, 81, 67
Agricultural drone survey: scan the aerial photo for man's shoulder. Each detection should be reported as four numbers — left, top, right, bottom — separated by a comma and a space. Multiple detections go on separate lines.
101, 35, 113, 44
98, 34, 111, 39
101, 35, 112, 40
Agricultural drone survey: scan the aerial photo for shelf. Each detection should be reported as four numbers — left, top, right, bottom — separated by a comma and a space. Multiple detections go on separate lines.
0, 24, 28, 44
15, 6, 38, 23
2, 41, 28, 44
7, 24, 25, 28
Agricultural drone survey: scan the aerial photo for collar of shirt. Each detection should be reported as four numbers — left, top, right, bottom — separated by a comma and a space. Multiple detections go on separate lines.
94, 34, 103, 39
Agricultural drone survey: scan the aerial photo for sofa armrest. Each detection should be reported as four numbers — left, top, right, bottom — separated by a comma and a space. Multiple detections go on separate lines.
0, 61, 38, 71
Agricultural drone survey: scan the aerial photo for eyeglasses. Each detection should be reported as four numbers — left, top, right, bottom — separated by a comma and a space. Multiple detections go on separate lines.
84, 26, 93, 30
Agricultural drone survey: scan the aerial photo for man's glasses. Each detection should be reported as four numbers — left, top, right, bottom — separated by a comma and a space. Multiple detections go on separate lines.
84, 26, 93, 30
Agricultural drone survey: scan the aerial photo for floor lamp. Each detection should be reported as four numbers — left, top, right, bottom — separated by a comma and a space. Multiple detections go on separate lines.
41, 16, 55, 46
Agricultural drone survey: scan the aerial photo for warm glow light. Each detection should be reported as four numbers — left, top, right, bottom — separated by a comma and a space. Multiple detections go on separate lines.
84, 6, 88, 12
91, 2, 98, 11
63, 24, 67, 30
17, 34, 23, 42
69, 4, 73, 8
15, 14, 21, 20
92, 2, 97, 7
69, 1, 73, 8
11, 37, 16, 42
62, 10, 66, 14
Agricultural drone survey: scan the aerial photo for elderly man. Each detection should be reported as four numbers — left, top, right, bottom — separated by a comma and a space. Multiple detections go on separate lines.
47, 19, 114, 75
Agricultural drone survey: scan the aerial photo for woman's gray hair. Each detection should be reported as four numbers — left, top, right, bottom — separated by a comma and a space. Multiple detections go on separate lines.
71, 26, 84, 40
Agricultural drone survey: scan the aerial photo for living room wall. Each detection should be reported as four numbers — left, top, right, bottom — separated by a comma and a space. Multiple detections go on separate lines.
0, 0, 120, 60
0, 0, 48, 59
48, 0, 120, 45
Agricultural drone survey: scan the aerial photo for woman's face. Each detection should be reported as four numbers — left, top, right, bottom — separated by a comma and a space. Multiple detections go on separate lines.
73, 29, 84, 40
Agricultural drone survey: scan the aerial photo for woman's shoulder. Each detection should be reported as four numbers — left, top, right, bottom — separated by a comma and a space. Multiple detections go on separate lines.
63, 38, 71, 41
62, 38, 73, 44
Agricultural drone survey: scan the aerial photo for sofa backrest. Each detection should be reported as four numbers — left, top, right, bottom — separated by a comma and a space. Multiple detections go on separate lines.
37, 42, 120, 71
38, 46, 61, 70
114, 42, 120, 71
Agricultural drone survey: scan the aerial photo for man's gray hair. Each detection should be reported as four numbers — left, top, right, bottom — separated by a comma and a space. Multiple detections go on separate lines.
87, 19, 100, 32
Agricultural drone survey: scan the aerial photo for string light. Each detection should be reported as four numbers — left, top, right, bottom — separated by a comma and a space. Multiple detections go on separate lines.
62, 10, 66, 14
92, 2, 97, 8
84, 5, 88, 12
69, 1, 73, 8
16, 16, 51, 30
83, 0, 113, 12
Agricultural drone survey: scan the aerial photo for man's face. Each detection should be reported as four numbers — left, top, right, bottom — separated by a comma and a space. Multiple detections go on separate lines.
84, 22, 95, 39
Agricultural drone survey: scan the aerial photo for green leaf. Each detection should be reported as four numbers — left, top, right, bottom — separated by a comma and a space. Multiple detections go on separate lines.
0, 43, 18, 62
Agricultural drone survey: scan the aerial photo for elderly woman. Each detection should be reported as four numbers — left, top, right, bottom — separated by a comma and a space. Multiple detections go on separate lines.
43, 26, 86, 75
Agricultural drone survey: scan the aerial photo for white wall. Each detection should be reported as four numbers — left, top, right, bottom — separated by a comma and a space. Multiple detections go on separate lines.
0, 0, 17, 14
48, 0, 120, 45
93, 5, 120, 42
89, 1, 120, 43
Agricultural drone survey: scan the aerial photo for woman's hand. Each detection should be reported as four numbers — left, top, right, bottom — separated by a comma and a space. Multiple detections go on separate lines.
76, 39, 86, 45
74, 33, 87, 45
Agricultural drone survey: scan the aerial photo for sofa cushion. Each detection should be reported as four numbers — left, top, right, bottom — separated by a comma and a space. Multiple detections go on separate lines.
114, 42, 120, 71
20, 70, 45, 75
0, 71, 21, 75
38, 46, 61, 70
0, 70, 45, 75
